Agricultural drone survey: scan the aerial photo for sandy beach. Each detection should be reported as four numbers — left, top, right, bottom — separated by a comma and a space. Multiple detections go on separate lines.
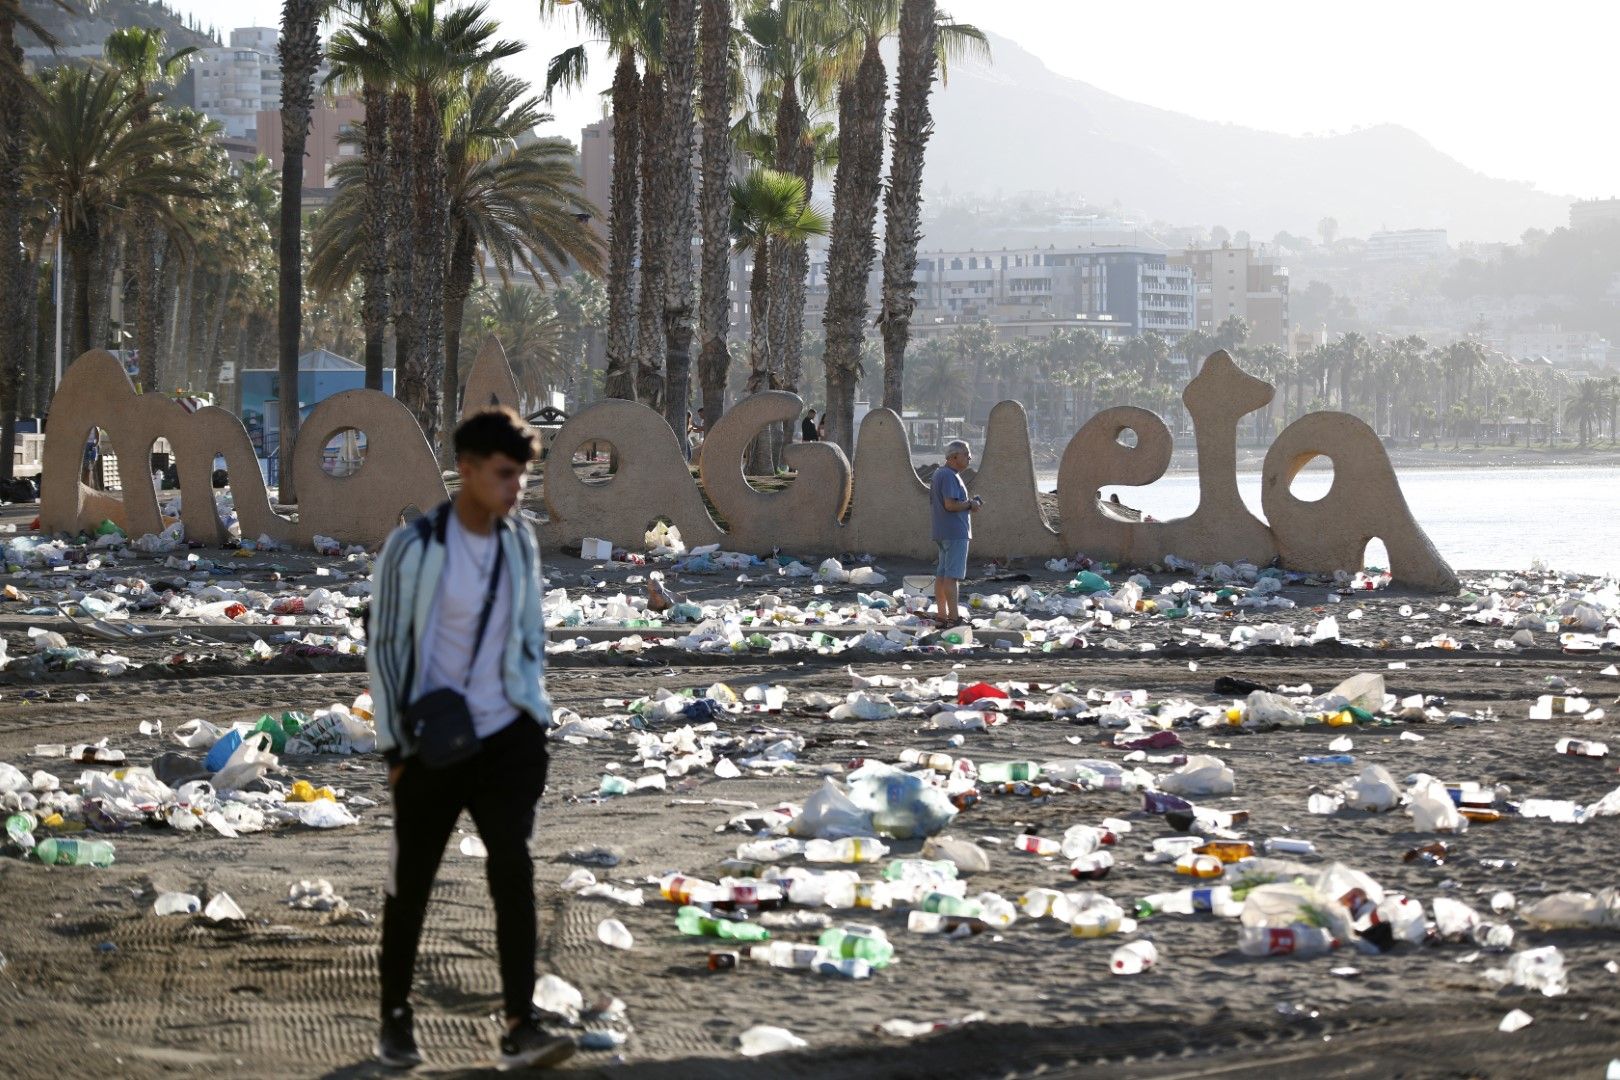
0, 498, 1617, 1079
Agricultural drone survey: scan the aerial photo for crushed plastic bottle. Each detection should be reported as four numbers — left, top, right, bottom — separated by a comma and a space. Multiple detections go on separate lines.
34, 838, 115, 867
1110, 940, 1158, 975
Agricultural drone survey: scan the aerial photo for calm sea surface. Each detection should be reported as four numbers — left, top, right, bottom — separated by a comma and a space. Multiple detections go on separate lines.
1030, 466, 1620, 575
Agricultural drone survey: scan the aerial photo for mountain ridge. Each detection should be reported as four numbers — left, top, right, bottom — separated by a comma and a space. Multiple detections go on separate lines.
926, 32, 1569, 243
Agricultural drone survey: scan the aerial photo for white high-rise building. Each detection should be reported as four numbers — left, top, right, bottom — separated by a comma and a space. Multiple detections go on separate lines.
188, 27, 328, 141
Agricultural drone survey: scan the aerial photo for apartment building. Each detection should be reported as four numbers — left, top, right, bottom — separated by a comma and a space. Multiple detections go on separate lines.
186, 27, 330, 142
1366, 228, 1449, 260
1171, 245, 1291, 351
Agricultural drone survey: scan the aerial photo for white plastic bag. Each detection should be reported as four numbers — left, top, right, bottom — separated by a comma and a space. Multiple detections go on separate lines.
1156, 755, 1235, 797
788, 779, 873, 839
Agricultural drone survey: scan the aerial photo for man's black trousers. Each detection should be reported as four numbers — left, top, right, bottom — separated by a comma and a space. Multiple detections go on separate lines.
380, 716, 550, 1020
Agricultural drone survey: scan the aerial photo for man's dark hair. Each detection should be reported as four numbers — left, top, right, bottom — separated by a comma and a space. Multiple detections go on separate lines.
454, 406, 541, 463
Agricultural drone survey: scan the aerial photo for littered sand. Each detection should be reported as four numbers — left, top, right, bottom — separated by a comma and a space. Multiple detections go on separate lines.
0, 505, 1616, 1079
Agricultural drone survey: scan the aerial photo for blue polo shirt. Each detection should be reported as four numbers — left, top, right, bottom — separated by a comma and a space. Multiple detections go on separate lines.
930, 466, 971, 541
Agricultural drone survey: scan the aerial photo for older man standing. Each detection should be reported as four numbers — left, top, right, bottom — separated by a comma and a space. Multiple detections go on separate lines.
929, 439, 981, 626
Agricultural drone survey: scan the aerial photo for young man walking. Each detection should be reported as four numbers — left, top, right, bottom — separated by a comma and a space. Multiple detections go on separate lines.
929, 439, 981, 625
366, 407, 571, 1071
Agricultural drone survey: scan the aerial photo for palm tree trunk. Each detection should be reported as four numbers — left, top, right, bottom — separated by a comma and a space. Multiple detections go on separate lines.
442, 224, 477, 455
202, 270, 232, 392
661, 0, 699, 454
634, 68, 667, 410
765, 81, 800, 382
133, 219, 163, 391
0, 12, 22, 482
820, 38, 887, 451
745, 239, 773, 475
695, 0, 733, 432
89, 229, 122, 357
877, 0, 938, 414
386, 88, 415, 396
276, 0, 321, 503
69, 227, 96, 360
777, 92, 814, 423
360, 78, 390, 391
408, 85, 447, 451
604, 48, 640, 402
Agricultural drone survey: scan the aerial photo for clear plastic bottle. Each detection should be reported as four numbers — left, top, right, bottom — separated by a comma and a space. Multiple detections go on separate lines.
1018, 888, 1071, 920
736, 837, 805, 862
1069, 903, 1125, 938
1134, 886, 1241, 919
1013, 834, 1061, 857
804, 837, 889, 864
1262, 838, 1316, 856
712, 881, 785, 911
1174, 852, 1224, 878
977, 893, 1018, 929
1110, 940, 1158, 975
660, 874, 720, 905
746, 941, 827, 969
899, 748, 959, 773
1060, 824, 1112, 858
906, 911, 987, 935
977, 761, 1040, 783
1555, 738, 1608, 758
1237, 924, 1335, 957
1068, 851, 1115, 880
34, 838, 115, 867
814, 955, 873, 979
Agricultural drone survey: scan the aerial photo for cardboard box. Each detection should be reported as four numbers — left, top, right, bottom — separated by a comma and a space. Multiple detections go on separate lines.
580, 537, 614, 561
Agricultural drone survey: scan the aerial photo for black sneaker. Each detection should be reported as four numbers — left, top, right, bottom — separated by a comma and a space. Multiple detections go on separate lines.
499, 1010, 576, 1071
375, 1005, 423, 1069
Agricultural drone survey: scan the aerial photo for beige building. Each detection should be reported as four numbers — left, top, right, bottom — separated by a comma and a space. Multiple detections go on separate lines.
579, 118, 613, 242
1171, 245, 1291, 352
1570, 198, 1620, 231
255, 95, 364, 193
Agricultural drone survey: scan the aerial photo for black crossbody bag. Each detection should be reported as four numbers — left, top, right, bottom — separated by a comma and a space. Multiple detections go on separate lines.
402, 533, 505, 769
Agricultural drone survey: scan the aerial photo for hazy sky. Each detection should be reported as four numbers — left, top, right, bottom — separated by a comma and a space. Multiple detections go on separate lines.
168, 0, 1612, 200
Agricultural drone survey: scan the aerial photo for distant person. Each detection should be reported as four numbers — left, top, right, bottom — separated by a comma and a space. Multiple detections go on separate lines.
81, 428, 100, 489
801, 408, 819, 442
366, 407, 572, 1071
929, 440, 981, 625
817, 414, 828, 441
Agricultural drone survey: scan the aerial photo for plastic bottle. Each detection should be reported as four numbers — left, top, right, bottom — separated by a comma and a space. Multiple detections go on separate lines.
1068, 851, 1115, 880
1237, 924, 1335, 957
5, 811, 37, 851
1060, 824, 1112, 858
783, 873, 858, 909
1300, 754, 1355, 765
906, 911, 987, 935
712, 881, 785, 911
737, 837, 804, 862
918, 891, 983, 918
1069, 903, 1125, 938
1134, 885, 1242, 919
853, 882, 893, 911
675, 905, 770, 942
978, 893, 1018, 929
899, 748, 959, 773
814, 955, 873, 979
1263, 838, 1317, 856
977, 761, 1040, 783
746, 941, 827, 969
1013, 834, 1062, 857
1555, 738, 1608, 758
818, 926, 895, 967
880, 858, 959, 884
34, 838, 115, 867
1018, 888, 1071, 920
804, 837, 888, 864
661, 874, 721, 905
1145, 836, 1205, 863
1193, 841, 1255, 863
598, 774, 633, 796
1110, 940, 1158, 975
1174, 852, 1224, 878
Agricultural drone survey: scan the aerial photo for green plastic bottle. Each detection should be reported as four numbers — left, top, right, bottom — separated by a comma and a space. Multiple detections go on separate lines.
918, 892, 983, 918
817, 926, 895, 967
35, 838, 115, 867
675, 905, 770, 942
5, 811, 37, 850
978, 761, 1040, 783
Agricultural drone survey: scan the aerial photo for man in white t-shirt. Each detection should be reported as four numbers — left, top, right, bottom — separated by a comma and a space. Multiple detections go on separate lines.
366, 407, 569, 1071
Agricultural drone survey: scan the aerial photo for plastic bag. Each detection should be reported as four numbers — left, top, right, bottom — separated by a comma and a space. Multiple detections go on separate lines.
1156, 754, 1235, 797
788, 779, 873, 839
211, 732, 277, 792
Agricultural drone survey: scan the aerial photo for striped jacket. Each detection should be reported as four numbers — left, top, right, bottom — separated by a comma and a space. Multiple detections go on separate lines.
365, 501, 552, 760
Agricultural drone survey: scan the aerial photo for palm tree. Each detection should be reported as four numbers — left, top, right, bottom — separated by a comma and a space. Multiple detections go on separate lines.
325, 1, 394, 391
1565, 379, 1605, 448
909, 334, 968, 449
876, 0, 984, 413
729, 165, 828, 472
659, 0, 699, 449
441, 76, 600, 438
472, 284, 565, 408
1, 0, 72, 482
695, 0, 734, 431
103, 27, 195, 394
310, 73, 601, 447
540, 0, 657, 403
25, 65, 208, 361
273, 0, 330, 501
